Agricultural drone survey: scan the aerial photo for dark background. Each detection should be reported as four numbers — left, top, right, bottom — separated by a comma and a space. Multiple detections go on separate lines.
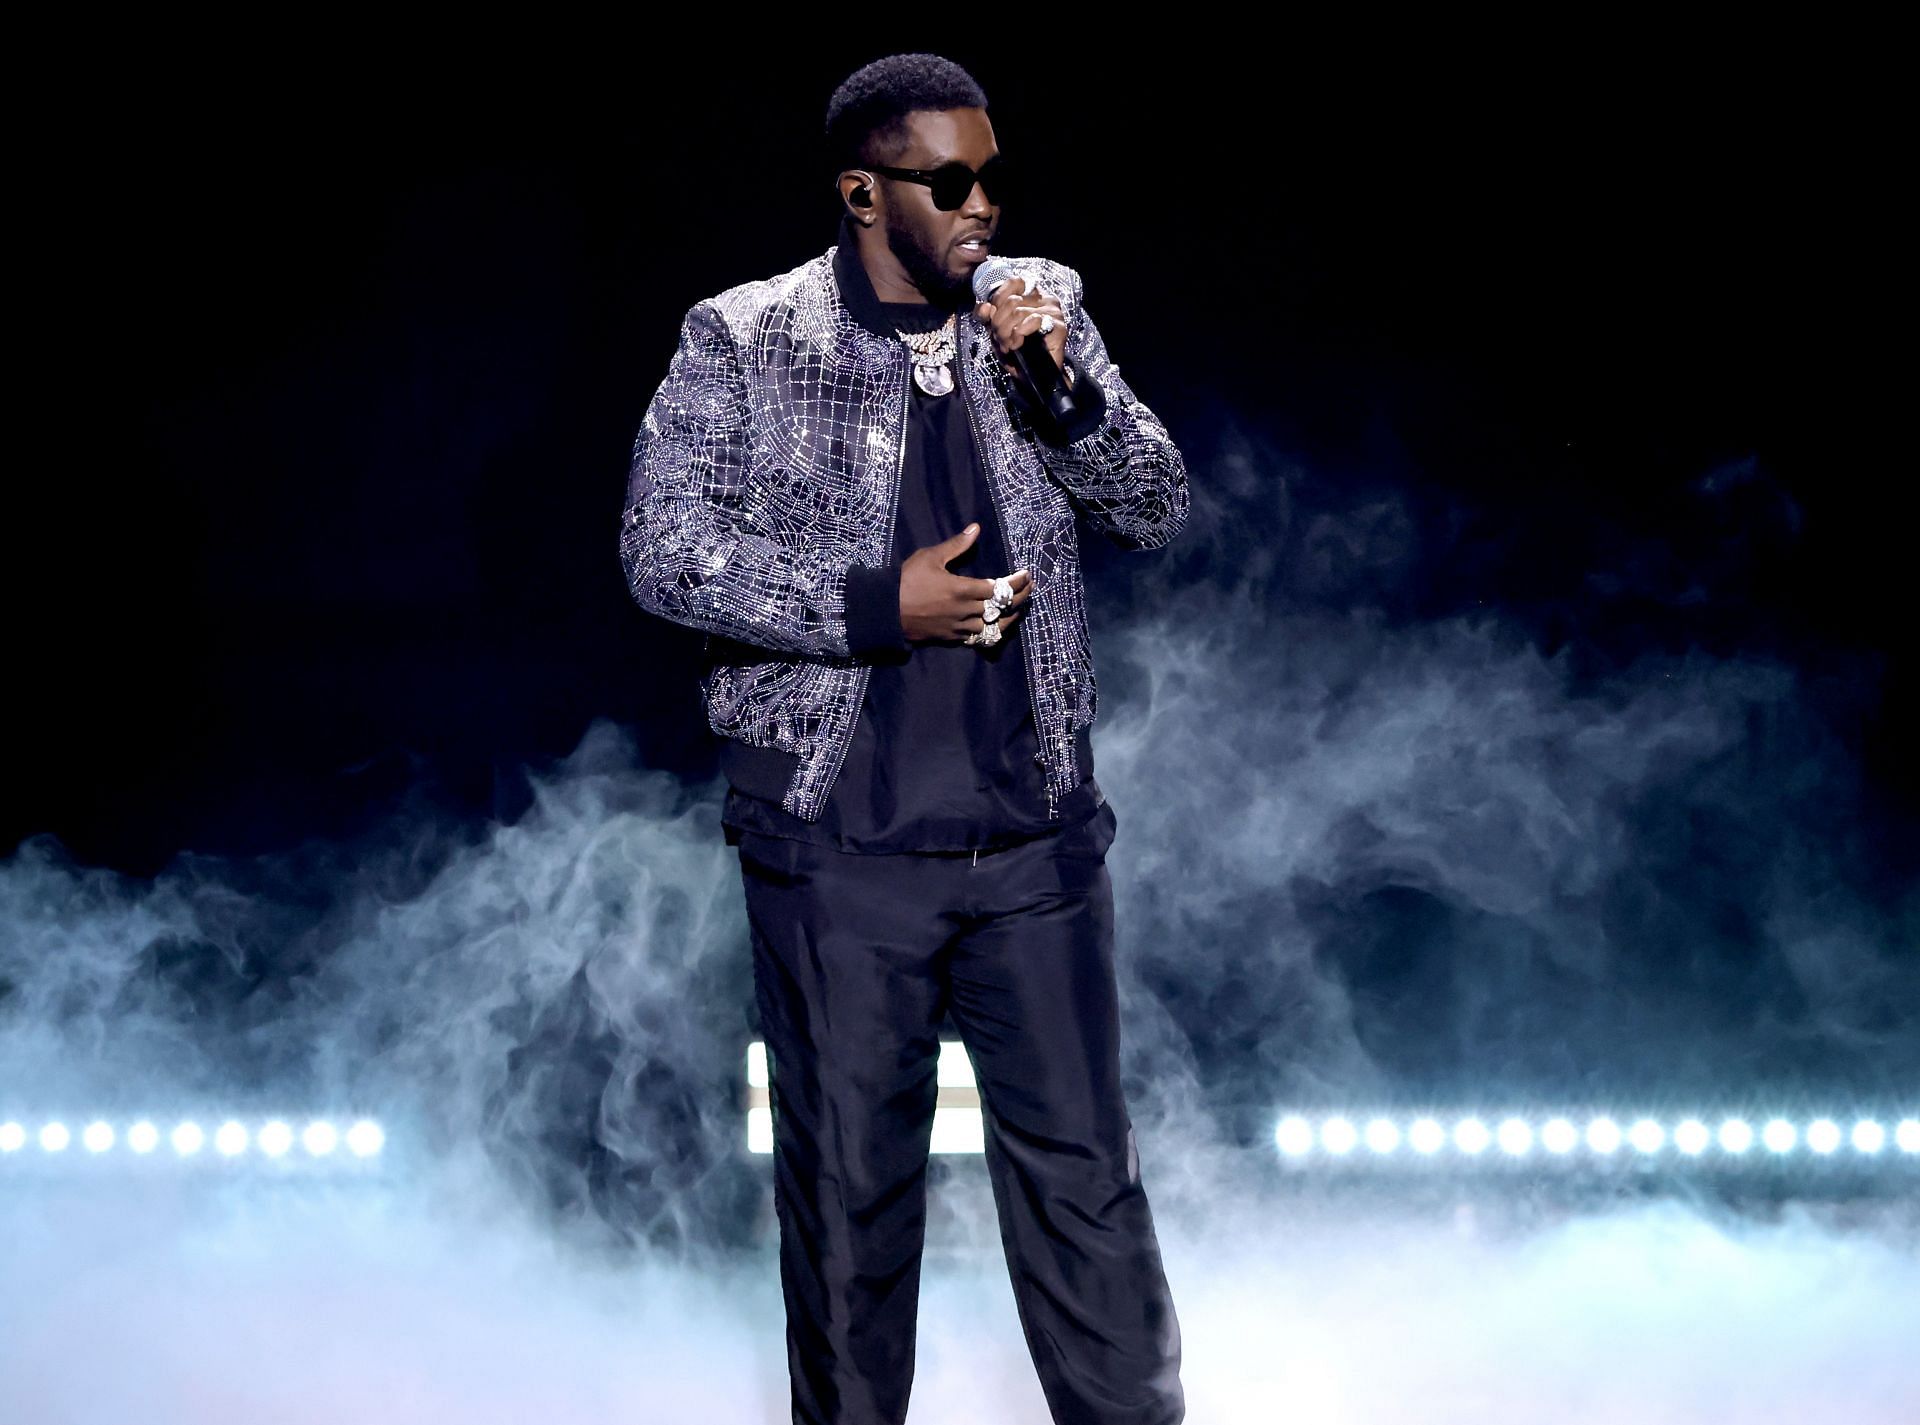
11, 34, 1909, 879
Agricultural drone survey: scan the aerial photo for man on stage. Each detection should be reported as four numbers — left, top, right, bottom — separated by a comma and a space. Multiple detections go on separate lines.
621, 52, 1187, 1425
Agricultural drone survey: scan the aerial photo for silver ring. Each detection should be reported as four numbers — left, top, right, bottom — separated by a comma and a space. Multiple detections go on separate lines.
983, 600, 1000, 624
992, 576, 1014, 605
1037, 314, 1055, 336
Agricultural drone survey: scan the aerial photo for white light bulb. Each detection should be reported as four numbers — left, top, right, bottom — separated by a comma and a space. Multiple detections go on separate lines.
1364, 1118, 1400, 1154
1275, 1116, 1313, 1157
1541, 1118, 1578, 1154
1321, 1118, 1358, 1155
1497, 1118, 1533, 1156
1453, 1118, 1491, 1155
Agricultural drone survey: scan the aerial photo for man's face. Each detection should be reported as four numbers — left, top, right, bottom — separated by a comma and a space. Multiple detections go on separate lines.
873, 108, 1000, 298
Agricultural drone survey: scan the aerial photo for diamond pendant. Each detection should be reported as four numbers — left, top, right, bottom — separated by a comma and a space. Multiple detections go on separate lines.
912, 362, 954, 397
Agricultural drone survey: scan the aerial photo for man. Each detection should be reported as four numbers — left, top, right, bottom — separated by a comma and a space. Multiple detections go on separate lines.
621, 52, 1187, 1425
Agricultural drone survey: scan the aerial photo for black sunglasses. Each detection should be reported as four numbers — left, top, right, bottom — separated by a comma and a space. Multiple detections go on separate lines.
869, 155, 1011, 211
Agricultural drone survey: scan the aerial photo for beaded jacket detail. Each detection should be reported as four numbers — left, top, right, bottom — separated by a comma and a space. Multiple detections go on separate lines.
620, 246, 1188, 821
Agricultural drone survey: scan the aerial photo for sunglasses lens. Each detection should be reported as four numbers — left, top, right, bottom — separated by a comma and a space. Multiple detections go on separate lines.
931, 166, 976, 209
931, 159, 1009, 209
977, 158, 1008, 206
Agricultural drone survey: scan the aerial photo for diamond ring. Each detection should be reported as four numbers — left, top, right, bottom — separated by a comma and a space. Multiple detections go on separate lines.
1037, 314, 1055, 336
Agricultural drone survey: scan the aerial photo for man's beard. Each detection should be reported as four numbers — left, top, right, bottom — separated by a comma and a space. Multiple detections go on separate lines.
885, 221, 968, 307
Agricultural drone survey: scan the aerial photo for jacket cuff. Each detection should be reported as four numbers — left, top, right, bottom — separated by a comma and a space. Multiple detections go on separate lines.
1008, 355, 1111, 447
844, 562, 909, 656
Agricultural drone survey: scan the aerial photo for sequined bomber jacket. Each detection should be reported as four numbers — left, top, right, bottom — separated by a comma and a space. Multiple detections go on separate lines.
619, 241, 1189, 822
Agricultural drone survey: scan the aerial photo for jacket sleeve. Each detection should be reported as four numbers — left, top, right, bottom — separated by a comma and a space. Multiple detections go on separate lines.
1027, 267, 1190, 552
620, 300, 905, 659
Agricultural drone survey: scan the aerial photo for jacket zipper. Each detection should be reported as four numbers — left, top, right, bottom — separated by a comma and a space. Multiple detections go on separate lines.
813, 352, 911, 816
956, 340, 1060, 820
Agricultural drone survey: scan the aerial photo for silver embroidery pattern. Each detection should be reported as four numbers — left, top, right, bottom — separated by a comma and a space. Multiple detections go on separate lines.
620, 247, 1188, 821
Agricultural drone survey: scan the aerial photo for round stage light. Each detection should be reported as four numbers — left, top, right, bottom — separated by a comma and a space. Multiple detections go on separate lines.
1674, 1120, 1710, 1156
1408, 1118, 1445, 1155
1628, 1119, 1665, 1154
1364, 1118, 1400, 1154
1851, 1120, 1885, 1155
82, 1122, 115, 1153
1275, 1116, 1313, 1157
1718, 1119, 1753, 1154
1453, 1118, 1491, 1155
1541, 1118, 1578, 1154
127, 1121, 160, 1154
1321, 1118, 1358, 1155
1586, 1117, 1623, 1154
1497, 1118, 1533, 1156
1762, 1119, 1796, 1154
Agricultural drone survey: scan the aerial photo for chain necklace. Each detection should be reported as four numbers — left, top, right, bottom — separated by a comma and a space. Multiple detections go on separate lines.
897, 315, 957, 397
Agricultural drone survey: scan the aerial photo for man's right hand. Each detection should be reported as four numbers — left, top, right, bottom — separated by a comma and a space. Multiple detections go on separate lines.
899, 524, 1032, 644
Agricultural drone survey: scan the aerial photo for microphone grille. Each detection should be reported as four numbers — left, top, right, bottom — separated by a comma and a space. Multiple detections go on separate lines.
971, 257, 1020, 304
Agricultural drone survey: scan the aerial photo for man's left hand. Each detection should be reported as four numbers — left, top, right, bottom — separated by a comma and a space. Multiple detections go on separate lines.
975, 275, 1068, 379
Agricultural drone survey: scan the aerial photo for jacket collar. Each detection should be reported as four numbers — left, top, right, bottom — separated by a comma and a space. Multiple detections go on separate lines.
833, 218, 963, 337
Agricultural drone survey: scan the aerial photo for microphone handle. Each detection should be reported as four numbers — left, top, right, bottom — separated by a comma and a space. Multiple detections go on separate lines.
1009, 331, 1080, 427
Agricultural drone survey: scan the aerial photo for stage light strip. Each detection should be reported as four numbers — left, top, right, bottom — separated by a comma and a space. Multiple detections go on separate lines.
0, 1118, 385, 1161
746, 1040, 984, 1155
745, 1041, 1918, 1165
1273, 1114, 1920, 1162
746, 1040, 977, 1091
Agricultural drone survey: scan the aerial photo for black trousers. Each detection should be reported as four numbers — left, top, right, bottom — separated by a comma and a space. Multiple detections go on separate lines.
737, 800, 1183, 1425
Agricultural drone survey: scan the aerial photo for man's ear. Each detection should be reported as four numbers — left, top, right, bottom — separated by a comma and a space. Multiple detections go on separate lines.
837, 171, 877, 223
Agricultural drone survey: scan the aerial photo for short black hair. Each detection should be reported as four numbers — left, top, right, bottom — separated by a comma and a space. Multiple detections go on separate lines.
824, 53, 988, 172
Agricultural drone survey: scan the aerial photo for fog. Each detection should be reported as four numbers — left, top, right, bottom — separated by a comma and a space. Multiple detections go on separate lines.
4, 428, 1916, 1420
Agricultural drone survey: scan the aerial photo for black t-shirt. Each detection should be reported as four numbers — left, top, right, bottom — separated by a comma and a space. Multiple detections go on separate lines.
720, 289, 1100, 853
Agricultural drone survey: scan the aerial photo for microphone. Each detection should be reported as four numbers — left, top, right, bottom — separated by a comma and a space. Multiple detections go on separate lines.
972, 257, 1082, 427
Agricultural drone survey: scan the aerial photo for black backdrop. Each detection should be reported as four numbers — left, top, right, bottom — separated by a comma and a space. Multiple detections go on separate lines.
12, 33, 1909, 878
